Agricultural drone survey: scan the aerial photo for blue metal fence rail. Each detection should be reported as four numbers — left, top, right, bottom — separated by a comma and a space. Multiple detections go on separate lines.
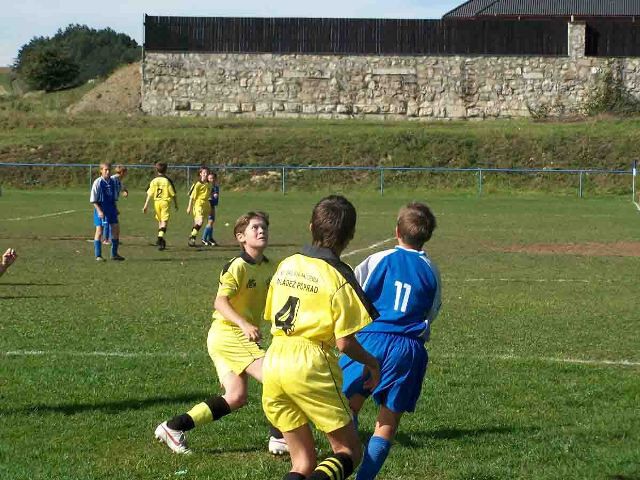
0, 162, 635, 199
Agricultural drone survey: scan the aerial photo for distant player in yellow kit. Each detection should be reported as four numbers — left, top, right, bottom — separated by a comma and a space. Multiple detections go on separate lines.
142, 162, 178, 251
186, 166, 212, 247
262, 195, 380, 480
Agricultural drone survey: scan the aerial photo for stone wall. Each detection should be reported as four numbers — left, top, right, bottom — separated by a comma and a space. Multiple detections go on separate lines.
142, 23, 640, 120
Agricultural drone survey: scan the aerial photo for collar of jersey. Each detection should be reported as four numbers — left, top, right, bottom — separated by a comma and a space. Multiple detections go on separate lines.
395, 245, 425, 255
302, 245, 339, 261
240, 251, 269, 264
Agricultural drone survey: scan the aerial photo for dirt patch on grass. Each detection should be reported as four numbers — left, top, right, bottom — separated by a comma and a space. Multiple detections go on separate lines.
502, 242, 640, 257
67, 62, 140, 115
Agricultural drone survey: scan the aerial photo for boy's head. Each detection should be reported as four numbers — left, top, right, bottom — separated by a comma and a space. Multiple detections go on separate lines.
310, 195, 356, 255
99, 162, 112, 179
396, 202, 436, 250
115, 165, 127, 177
234, 211, 269, 251
198, 166, 209, 182
208, 172, 217, 183
155, 162, 167, 175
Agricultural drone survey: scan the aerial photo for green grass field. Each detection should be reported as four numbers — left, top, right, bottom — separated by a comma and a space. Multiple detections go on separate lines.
1, 188, 639, 480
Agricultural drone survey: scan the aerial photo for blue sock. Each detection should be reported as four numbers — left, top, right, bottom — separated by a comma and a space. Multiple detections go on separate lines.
356, 436, 391, 480
202, 225, 212, 241
94, 240, 102, 258
111, 239, 119, 257
102, 222, 111, 241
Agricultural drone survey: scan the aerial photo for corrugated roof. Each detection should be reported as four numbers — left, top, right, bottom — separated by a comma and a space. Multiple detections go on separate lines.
444, 0, 640, 17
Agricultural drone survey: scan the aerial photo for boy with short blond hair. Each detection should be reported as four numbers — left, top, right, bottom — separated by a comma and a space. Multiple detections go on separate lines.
142, 162, 178, 251
155, 211, 288, 455
90, 162, 124, 261
339, 202, 441, 480
262, 195, 380, 480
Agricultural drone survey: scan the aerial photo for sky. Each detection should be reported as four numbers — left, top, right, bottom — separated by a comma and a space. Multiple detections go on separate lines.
1, 0, 464, 66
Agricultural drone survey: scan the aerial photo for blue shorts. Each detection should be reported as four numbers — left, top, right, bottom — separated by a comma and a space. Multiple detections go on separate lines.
339, 332, 428, 413
93, 206, 118, 227
208, 205, 216, 222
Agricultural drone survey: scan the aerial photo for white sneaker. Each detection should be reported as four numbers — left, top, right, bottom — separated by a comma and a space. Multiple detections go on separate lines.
154, 421, 192, 454
268, 435, 289, 455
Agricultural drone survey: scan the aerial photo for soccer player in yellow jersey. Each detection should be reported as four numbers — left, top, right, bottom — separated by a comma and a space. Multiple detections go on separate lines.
186, 166, 212, 247
262, 195, 381, 480
155, 211, 288, 455
142, 162, 178, 251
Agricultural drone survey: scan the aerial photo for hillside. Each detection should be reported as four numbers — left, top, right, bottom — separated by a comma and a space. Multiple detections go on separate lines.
67, 62, 140, 115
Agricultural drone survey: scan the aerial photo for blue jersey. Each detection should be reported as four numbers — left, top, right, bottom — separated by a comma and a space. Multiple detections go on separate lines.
111, 175, 125, 200
90, 176, 117, 209
354, 246, 441, 340
209, 184, 220, 206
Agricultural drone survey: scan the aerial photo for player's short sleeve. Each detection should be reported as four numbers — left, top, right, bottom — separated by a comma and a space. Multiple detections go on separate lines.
216, 259, 242, 298
90, 179, 101, 203
188, 182, 196, 199
263, 282, 274, 323
331, 282, 373, 339
146, 180, 154, 197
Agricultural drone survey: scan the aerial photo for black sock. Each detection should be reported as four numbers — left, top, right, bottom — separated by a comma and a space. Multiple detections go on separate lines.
167, 413, 195, 432
283, 473, 306, 480
204, 396, 231, 420
269, 424, 284, 439
307, 452, 354, 480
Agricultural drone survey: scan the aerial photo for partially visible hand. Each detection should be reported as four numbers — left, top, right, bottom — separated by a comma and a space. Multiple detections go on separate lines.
142, 206, 148, 214
362, 360, 380, 391
2, 248, 17, 268
122, 190, 129, 198
240, 323, 262, 344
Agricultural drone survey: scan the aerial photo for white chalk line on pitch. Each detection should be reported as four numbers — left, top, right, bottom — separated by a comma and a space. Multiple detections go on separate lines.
634, 201, 640, 212
342, 237, 396, 259
0, 210, 78, 222
3, 349, 639, 368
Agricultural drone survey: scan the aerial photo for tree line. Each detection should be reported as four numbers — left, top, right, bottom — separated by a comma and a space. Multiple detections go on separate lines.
13, 24, 141, 92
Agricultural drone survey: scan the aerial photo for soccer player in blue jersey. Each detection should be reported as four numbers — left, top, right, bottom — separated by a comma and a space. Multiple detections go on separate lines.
339, 202, 441, 480
202, 172, 220, 246
90, 162, 124, 261
102, 165, 128, 244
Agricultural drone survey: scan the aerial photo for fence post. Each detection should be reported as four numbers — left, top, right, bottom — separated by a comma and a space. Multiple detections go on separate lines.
633, 160, 637, 203
282, 167, 287, 195
89, 164, 92, 188
186, 166, 190, 191
477, 168, 483, 196
379, 168, 384, 195
579, 171, 584, 198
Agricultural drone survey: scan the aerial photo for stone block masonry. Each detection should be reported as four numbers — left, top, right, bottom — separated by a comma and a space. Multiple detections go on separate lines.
142, 24, 640, 120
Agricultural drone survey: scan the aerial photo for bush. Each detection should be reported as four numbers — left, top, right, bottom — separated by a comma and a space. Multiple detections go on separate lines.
18, 45, 79, 92
13, 24, 140, 91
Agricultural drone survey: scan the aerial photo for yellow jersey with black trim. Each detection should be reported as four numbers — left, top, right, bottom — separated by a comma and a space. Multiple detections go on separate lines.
147, 175, 176, 202
188, 180, 211, 204
264, 245, 379, 347
212, 252, 274, 327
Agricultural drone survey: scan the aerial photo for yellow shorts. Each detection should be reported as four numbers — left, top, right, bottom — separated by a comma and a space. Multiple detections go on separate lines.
154, 200, 171, 223
192, 201, 209, 221
262, 336, 352, 433
207, 320, 265, 380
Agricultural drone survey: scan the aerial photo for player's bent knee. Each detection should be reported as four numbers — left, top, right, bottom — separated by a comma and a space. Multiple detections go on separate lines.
225, 393, 248, 410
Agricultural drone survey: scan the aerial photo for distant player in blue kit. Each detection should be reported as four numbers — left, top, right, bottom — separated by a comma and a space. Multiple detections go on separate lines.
90, 162, 124, 261
202, 171, 220, 246
102, 165, 128, 245
339, 202, 441, 480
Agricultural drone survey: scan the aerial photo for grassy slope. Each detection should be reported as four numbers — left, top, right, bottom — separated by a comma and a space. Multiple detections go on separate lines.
1, 81, 639, 193
0, 189, 638, 479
